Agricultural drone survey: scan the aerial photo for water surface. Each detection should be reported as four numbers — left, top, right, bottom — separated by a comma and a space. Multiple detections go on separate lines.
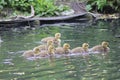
0, 19, 120, 80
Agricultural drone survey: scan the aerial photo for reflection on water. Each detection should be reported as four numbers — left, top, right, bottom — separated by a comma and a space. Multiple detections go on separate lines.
0, 19, 120, 80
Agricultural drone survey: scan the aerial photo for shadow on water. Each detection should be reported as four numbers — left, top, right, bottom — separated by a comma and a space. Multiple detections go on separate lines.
0, 19, 120, 80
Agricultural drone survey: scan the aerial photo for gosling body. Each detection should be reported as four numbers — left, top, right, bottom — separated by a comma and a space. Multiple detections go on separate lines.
41, 33, 61, 47
90, 41, 110, 53
22, 50, 34, 58
55, 43, 70, 54
37, 40, 53, 50
37, 45, 55, 57
71, 43, 89, 54
22, 47, 40, 58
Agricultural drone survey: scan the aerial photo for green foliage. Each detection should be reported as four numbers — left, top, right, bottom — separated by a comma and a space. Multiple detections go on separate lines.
0, 0, 7, 10
0, 0, 70, 16
96, 0, 107, 11
31, 0, 70, 16
7, 0, 33, 11
86, 0, 120, 13
31, 0, 57, 16
86, 4, 92, 11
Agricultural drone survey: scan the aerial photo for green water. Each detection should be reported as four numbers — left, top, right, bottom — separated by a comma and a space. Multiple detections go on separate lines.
0, 19, 120, 80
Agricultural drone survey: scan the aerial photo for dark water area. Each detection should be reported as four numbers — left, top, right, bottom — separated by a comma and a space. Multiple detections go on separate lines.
0, 19, 120, 80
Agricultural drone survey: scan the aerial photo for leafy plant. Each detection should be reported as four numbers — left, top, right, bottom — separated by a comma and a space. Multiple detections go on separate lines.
7, 0, 33, 11
0, 0, 70, 16
86, 0, 120, 13
0, 0, 7, 10
86, 4, 92, 11
31, 0, 70, 16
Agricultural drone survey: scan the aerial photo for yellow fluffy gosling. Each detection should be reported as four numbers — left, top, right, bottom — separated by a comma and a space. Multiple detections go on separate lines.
22, 47, 40, 58
41, 33, 61, 47
55, 43, 70, 54
90, 41, 110, 53
37, 45, 55, 57
37, 40, 53, 50
71, 43, 89, 53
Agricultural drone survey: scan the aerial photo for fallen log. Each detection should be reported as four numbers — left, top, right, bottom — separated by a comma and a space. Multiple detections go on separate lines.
0, 2, 96, 24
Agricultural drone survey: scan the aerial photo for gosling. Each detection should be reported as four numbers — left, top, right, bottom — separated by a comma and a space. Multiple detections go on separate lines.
90, 41, 110, 53
55, 43, 70, 54
37, 40, 53, 51
41, 33, 61, 47
22, 47, 40, 58
71, 43, 89, 54
37, 45, 55, 57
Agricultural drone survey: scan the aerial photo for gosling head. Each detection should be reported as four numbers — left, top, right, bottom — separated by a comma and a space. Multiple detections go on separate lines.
82, 43, 89, 51
101, 41, 109, 48
47, 40, 53, 46
33, 47, 40, 54
55, 33, 61, 39
48, 45, 55, 54
63, 43, 70, 50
